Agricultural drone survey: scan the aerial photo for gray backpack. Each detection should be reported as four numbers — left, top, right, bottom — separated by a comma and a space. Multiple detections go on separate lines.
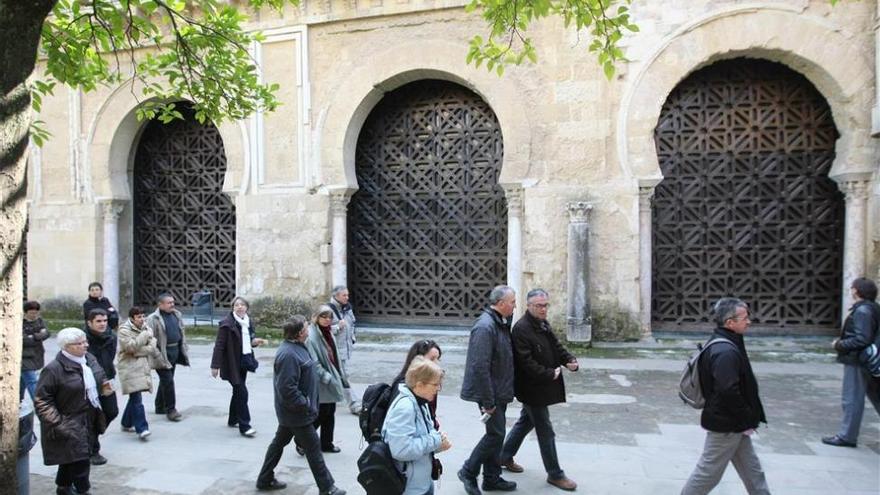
679, 338, 736, 409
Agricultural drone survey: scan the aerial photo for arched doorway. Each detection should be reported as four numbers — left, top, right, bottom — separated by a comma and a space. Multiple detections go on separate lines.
132, 104, 236, 309
652, 58, 844, 332
348, 80, 507, 325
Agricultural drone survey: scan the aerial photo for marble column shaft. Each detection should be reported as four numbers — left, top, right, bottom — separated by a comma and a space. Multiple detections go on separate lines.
566, 201, 592, 343
101, 200, 124, 306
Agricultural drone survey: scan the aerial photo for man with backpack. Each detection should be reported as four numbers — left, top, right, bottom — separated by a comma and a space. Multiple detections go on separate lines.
681, 297, 769, 495
821, 277, 880, 447
255, 316, 345, 495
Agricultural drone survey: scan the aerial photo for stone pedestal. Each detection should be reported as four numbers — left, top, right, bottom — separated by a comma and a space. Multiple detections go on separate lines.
503, 184, 524, 318
100, 200, 124, 306
329, 189, 353, 288
841, 178, 871, 314
566, 202, 592, 343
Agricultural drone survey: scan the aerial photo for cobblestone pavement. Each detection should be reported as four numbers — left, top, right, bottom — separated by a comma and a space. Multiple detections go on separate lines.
29, 334, 879, 494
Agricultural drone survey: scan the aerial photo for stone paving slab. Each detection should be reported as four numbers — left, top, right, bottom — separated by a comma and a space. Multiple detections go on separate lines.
28, 336, 879, 494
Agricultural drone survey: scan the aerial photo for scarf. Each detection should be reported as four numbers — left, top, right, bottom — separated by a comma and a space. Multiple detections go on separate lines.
318, 325, 338, 368
233, 312, 252, 355
61, 350, 101, 409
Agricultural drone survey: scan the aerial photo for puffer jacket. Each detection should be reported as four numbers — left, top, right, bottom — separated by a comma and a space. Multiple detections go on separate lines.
305, 323, 345, 404
835, 300, 880, 365
460, 308, 514, 408
116, 318, 161, 394
382, 384, 442, 495
35, 352, 107, 466
22, 317, 50, 370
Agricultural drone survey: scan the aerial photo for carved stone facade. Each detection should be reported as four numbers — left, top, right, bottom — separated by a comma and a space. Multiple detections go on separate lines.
25, 0, 879, 336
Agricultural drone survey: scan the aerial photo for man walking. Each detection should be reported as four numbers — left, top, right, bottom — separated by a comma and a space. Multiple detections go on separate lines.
256, 316, 345, 495
145, 293, 189, 422
85, 309, 118, 465
328, 285, 361, 414
681, 297, 770, 495
500, 289, 578, 491
459, 285, 518, 495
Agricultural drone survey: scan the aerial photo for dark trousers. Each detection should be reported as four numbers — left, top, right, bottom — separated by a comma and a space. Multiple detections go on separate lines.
56, 459, 90, 492
501, 404, 565, 479
122, 391, 150, 434
155, 345, 179, 413
228, 369, 252, 432
837, 364, 880, 442
316, 403, 336, 448
91, 393, 118, 454
257, 424, 335, 492
462, 402, 507, 483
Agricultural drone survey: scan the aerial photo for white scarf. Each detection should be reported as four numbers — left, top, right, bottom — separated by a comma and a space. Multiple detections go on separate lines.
61, 350, 101, 409
234, 312, 252, 355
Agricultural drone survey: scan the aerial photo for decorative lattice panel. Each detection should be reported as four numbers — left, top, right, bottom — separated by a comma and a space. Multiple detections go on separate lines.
348, 80, 507, 325
133, 105, 236, 309
652, 58, 844, 331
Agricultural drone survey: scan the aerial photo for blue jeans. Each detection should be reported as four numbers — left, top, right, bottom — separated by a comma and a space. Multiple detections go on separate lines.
837, 364, 880, 443
122, 392, 150, 434
461, 402, 507, 483
501, 404, 565, 479
20, 370, 38, 401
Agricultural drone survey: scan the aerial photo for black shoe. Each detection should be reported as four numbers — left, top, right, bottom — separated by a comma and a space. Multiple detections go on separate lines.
295, 445, 305, 456
256, 479, 287, 491
320, 486, 346, 495
458, 468, 482, 495
89, 453, 107, 465
483, 477, 517, 491
56, 487, 74, 495
321, 444, 341, 453
166, 409, 182, 422
821, 435, 857, 447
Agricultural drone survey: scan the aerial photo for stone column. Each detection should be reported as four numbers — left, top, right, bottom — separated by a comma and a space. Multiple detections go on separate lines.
566, 201, 593, 343
100, 200, 124, 306
841, 178, 871, 314
873, 0, 880, 135
503, 185, 524, 318
638, 180, 660, 341
329, 189, 352, 289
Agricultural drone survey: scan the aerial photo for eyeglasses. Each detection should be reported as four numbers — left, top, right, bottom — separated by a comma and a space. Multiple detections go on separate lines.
529, 303, 550, 309
68, 341, 87, 346
318, 315, 332, 319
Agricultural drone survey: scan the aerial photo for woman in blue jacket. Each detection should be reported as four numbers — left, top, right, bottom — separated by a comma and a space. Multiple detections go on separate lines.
382, 356, 452, 495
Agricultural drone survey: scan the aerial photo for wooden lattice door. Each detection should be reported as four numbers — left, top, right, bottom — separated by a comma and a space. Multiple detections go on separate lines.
652, 58, 844, 331
133, 105, 236, 309
349, 80, 507, 325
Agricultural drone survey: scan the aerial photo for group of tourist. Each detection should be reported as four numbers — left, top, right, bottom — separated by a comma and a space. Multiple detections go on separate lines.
20, 276, 880, 495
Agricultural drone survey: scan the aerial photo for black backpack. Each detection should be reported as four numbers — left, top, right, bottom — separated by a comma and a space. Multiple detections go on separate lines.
359, 382, 396, 441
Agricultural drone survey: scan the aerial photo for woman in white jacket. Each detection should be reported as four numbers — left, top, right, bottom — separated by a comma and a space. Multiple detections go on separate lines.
382, 356, 452, 495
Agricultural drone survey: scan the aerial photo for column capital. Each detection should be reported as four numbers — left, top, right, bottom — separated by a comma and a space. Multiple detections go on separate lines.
567, 201, 593, 223
328, 188, 354, 216
99, 199, 125, 221
502, 184, 524, 217
841, 179, 871, 201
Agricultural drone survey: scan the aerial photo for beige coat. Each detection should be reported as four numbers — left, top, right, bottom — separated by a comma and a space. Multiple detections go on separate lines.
116, 318, 161, 395
144, 308, 190, 369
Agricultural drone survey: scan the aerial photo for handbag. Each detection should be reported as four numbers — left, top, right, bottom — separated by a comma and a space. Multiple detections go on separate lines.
859, 343, 880, 377
241, 352, 259, 372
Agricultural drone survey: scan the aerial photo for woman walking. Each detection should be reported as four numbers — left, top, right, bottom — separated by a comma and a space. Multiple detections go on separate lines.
304, 305, 346, 453
211, 296, 267, 437
117, 306, 161, 440
390, 340, 443, 429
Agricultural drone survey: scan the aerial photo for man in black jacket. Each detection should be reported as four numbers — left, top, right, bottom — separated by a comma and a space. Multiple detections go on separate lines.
681, 297, 770, 495
822, 277, 880, 447
459, 285, 517, 495
85, 309, 118, 466
499, 289, 578, 491
256, 316, 345, 495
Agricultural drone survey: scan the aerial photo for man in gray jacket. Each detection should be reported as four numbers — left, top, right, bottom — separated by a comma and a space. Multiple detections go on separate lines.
256, 316, 345, 495
144, 293, 189, 422
459, 285, 518, 495
329, 285, 361, 414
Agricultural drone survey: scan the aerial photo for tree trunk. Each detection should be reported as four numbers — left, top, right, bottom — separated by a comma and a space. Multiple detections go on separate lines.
0, 1, 56, 491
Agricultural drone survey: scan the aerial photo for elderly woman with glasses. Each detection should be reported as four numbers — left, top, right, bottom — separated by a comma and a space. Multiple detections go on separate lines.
383, 356, 453, 495
303, 305, 347, 453
35, 327, 111, 495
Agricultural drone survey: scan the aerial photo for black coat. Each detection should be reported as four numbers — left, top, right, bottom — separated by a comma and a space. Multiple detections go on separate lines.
460, 308, 515, 408
274, 339, 318, 428
34, 352, 107, 465
699, 327, 767, 433
512, 312, 577, 407
83, 296, 120, 330
22, 317, 50, 370
835, 300, 880, 365
86, 328, 117, 380
211, 313, 258, 385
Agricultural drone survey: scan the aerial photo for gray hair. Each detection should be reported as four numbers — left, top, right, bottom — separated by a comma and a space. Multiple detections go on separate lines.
489, 285, 515, 305
712, 297, 748, 327
230, 296, 249, 309
331, 285, 348, 296
156, 293, 174, 304
57, 327, 87, 347
526, 288, 549, 303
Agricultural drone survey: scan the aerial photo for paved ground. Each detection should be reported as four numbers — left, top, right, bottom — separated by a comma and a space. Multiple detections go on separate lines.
29, 333, 880, 494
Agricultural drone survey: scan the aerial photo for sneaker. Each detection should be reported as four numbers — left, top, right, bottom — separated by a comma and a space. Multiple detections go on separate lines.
241, 428, 257, 438
255, 479, 287, 491
228, 422, 239, 428
482, 477, 517, 491
458, 468, 482, 495
547, 476, 578, 491
166, 409, 182, 422
120, 425, 135, 433
89, 453, 107, 465
138, 430, 151, 441
501, 458, 524, 473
